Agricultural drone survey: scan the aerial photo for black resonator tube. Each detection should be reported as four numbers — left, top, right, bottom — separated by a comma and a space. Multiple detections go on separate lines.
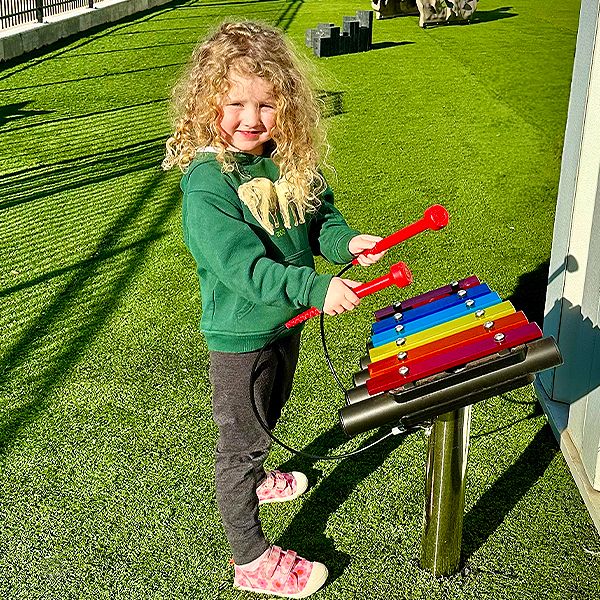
339, 336, 562, 437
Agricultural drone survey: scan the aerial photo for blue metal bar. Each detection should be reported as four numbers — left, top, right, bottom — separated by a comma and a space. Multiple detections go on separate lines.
370, 291, 503, 347
371, 283, 492, 335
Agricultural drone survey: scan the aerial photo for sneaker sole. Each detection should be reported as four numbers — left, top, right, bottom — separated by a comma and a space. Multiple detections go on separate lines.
233, 563, 328, 598
258, 471, 309, 505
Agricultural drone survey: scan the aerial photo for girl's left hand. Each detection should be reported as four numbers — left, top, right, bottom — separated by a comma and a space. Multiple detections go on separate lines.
349, 234, 386, 266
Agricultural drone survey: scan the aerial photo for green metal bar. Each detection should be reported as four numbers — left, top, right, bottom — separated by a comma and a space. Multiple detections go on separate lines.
420, 406, 471, 576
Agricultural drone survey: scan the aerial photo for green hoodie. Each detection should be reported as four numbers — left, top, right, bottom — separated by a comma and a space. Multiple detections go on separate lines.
181, 151, 360, 352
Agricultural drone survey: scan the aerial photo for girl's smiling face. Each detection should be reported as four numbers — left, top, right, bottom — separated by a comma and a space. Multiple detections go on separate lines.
218, 71, 277, 155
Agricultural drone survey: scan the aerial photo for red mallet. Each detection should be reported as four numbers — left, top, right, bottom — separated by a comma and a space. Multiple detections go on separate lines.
285, 262, 413, 329
352, 204, 449, 265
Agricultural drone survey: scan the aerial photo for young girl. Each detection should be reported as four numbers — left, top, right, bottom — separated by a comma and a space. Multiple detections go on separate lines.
163, 20, 385, 598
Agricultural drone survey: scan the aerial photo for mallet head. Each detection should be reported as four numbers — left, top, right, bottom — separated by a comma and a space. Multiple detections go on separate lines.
424, 204, 449, 230
390, 261, 413, 288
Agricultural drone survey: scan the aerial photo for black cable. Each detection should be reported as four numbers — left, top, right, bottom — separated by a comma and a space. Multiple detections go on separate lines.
249, 326, 397, 461
319, 262, 353, 394
249, 261, 402, 461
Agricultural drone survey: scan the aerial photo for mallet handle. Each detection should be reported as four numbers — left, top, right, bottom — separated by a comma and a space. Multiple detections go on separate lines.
285, 262, 412, 329
351, 204, 449, 265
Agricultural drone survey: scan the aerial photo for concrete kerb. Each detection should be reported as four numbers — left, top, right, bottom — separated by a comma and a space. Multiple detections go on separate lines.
0, 0, 174, 62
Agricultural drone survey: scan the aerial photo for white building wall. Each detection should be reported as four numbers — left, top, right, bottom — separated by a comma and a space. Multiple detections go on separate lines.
536, 0, 600, 530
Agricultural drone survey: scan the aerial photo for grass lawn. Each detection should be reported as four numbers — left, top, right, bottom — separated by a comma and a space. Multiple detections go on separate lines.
1, 0, 599, 598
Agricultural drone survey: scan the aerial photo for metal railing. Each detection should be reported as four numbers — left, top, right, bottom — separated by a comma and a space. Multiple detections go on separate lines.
1, 0, 94, 30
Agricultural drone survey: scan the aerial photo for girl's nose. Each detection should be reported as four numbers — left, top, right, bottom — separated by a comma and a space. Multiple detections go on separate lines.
241, 104, 261, 126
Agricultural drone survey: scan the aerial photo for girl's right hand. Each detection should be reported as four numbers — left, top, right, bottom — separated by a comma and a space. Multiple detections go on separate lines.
323, 277, 361, 316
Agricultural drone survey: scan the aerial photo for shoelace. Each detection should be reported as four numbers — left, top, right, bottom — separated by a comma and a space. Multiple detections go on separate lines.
263, 470, 293, 490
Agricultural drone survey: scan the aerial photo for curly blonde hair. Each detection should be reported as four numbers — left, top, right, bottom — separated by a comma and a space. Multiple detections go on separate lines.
163, 20, 328, 211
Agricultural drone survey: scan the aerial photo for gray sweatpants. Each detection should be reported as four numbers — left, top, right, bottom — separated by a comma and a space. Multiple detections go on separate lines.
208, 332, 301, 565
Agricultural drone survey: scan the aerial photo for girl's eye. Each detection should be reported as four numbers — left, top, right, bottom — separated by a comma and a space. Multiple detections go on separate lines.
261, 104, 275, 110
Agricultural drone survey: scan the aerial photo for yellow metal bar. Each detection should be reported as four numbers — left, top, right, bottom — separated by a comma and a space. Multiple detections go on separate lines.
368, 301, 516, 363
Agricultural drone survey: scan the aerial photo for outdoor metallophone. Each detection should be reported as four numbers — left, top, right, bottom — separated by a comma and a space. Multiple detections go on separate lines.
339, 276, 563, 436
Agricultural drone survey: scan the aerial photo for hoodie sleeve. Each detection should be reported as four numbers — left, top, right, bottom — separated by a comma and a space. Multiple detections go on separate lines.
184, 184, 333, 311
308, 186, 360, 264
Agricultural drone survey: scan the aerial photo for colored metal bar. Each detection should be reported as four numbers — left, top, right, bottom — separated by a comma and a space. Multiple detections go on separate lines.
374, 276, 480, 321
371, 292, 503, 348
371, 283, 492, 335
351, 323, 540, 405
353, 311, 530, 386
365, 322, 542, 397
366, 301, 516, 365
420, 406, 471, 576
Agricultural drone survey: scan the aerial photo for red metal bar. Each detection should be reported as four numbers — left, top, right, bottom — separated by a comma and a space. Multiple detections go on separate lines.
367, 311, 530, 379
365, 322, 543, 396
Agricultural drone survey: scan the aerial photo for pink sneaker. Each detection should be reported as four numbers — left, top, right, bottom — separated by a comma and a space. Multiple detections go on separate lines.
257, 470, 308, 505
234, 546, 328, 598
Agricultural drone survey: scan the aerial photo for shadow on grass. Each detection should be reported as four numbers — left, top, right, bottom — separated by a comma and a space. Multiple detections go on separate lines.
0, 0, 303, 81
0, 0, 184, 80
46, 41, 195, 58
0, 140, 180, 457
462, 424, 558, 562
0, 98, 166, 134
508, 254, 580, 329
317, 90, 345, 118
0, 101, 53, 126
470, 408, 541, 440
472, 7, 517, 25
275, 0, 303, 31
0, 233, 166, 300
371, 41, 415, 50
0, 137, 166, 210
507, 260, 550, 328
1, 63, 182, 92
272, 426, 407, 583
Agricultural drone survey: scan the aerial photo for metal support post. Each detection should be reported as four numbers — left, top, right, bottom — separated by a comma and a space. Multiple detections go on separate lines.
420, 405, 471, 576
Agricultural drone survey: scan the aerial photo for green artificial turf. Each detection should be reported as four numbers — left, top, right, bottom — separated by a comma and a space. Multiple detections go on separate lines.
1, 0, 599, 598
